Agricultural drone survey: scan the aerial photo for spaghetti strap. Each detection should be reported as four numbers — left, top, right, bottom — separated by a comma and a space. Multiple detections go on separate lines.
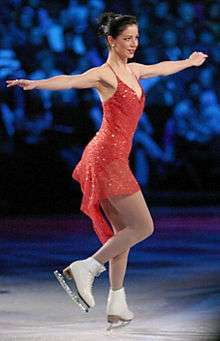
106, 62, 118, 78
127, 64, 138, 79
107, 62, 138, 80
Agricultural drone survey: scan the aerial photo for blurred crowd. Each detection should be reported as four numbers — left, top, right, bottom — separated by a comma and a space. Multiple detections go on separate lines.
1, 0, 220, 190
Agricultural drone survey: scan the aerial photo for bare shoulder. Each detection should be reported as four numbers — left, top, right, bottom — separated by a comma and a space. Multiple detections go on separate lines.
129, 62, 160, 79
128, 62, 142, 79
81, 65, 104, 80
96, 63, 116, 89
74, 64, 114, 90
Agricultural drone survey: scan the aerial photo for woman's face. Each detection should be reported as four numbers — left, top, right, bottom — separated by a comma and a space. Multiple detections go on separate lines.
109, 24, 139, 59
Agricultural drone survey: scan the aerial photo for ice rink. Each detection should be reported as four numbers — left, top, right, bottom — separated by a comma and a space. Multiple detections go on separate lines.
1, 207, 220, 340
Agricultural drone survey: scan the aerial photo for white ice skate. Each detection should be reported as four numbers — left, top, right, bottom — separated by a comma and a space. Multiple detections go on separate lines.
54, 257, 106, 313
106, 287, 134, 330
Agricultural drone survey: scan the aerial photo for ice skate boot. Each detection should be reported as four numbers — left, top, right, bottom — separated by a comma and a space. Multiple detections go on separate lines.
106, 287, 134, 330
54, 257, 106, 313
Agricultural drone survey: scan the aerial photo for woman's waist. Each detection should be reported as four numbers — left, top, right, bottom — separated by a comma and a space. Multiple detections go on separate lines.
84, 134, 132, 159
95, 126, 134, 142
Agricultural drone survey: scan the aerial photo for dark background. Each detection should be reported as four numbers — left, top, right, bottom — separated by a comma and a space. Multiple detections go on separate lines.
1, 0, 220, 215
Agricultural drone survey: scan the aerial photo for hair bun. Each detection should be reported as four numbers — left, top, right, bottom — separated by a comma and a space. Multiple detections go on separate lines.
97, 12, 121, 36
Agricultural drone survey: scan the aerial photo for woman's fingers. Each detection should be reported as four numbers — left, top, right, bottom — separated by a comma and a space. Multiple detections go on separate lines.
6, 79, 19, 87
6, 79, 23, 87
194, 51, 208, 57
189, 51, 208, 66
6, 79, 29, 88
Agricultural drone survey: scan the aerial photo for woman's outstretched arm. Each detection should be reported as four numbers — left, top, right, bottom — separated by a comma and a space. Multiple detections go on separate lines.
130, 51, 208, 79
6, 67, 102, 91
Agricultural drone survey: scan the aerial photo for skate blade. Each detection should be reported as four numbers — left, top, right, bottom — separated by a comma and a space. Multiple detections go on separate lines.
54, 270, 89, 313
106, 317, 131, 331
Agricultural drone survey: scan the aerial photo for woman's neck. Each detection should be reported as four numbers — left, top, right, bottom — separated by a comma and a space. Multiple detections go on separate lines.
106, 51, 128, 68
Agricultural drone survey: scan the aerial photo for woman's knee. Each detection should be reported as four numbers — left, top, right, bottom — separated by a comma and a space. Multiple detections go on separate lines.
111, 248, 130, 262
149, 218, 155, 235
136, 219, 154, 241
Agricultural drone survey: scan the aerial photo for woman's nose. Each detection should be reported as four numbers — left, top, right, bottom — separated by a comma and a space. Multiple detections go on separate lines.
131, 40, 138, 46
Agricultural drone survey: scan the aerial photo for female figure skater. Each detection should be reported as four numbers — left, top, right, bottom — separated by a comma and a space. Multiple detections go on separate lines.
7, 12, 208, 329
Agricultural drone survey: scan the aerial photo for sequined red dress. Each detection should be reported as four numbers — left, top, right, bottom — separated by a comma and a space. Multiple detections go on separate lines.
72, 63, 145, 244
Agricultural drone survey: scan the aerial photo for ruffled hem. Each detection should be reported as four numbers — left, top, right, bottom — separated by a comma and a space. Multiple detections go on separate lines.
72, 164, 140, 244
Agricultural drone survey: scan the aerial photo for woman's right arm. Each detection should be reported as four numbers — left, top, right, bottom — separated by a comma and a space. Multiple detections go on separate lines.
6, 67, 102, 91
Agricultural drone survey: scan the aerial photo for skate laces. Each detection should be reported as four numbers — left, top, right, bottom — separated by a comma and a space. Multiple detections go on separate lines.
87, 271, 95, 290
95, 270, 102, 277
94, 265, 106, 277
87, 268, 103, 290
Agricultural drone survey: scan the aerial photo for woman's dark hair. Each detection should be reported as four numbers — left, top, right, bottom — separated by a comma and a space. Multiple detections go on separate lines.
97, 12, 137, 47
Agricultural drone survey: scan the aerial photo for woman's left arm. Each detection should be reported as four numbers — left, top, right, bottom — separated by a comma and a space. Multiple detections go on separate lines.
132, 51, 208, 79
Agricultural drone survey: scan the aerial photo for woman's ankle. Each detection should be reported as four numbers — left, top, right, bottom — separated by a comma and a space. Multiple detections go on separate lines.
91, 255, 105, 266
91, 256, 105, 265
110, 286, 124, 291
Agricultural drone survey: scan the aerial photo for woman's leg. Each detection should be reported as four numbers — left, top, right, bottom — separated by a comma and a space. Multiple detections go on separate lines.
100, 198, 130, 290
108, 250, 130, 290
92, 190, 154, 265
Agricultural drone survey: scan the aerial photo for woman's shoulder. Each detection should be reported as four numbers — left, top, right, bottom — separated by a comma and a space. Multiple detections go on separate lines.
128, 62, 141, 79
97, 63, 116, 87
98, 63, 111, 75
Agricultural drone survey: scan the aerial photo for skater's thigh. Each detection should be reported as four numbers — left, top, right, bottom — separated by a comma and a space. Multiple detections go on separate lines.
100, 196, 126, 234
100, 190, 154, 235
109, 190, 154, 230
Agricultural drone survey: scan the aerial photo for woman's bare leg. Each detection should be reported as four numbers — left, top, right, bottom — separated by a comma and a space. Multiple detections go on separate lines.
92, 190, 154, 266
109, 250, 129, 290
100, 198, 130, 290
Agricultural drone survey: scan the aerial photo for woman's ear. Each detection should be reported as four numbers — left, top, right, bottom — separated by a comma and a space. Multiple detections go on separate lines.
107, 35, 115, 48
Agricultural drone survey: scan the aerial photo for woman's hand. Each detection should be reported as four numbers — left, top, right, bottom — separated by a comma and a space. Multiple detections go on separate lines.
6, 67, 101, 91
6, 79, 37, 90
188, 51, 208, 66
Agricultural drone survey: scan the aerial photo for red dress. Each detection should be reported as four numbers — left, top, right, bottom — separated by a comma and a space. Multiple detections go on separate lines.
72, 63, 146, 244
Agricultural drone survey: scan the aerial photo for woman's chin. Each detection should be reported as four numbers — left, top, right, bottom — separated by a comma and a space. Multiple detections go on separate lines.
127, 51, 135, 58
